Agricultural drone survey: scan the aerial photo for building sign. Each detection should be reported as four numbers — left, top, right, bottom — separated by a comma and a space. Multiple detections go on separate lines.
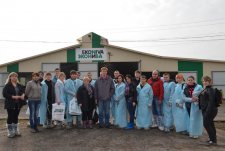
76, 48, 108, 62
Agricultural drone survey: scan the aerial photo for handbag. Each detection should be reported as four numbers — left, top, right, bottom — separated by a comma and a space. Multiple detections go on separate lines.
92, 108, 99, 123
52, 103, 65, 121
69, 97, 82, 116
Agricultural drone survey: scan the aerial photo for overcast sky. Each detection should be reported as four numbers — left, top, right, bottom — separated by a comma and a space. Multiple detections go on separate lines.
0, 0, 225, 65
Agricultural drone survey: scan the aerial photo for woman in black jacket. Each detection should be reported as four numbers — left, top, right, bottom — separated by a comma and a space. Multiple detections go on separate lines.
2, 72, 25, 138
77, 76, 95, 129
125, 74, 137, 129
199, 76, 218, 145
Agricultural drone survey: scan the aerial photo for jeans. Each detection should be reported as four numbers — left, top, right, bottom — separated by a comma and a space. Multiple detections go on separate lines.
28, 100, 41, 129
98, 99, 110, 126
203, 109, 218, 143
152, 97, 163, 116
126, 98, 136, 124
7, 109, 20, 124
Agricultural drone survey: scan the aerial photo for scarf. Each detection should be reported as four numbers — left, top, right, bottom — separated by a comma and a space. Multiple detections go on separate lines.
187, 84, 195, 97
85, 84, 93, 98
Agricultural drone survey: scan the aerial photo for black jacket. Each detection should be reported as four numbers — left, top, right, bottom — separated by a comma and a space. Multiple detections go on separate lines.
199, 86, 217, 113
125, 82, 137, 104
2, 83, 25, 109
77, 85, 95, 111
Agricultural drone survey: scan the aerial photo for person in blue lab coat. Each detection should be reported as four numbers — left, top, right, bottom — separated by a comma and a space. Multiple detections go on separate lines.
52, 68, 60, 84
162, 73, 175, 132
183, 76, 203, 138
113, 74, 127, 128
40, 72, 55, 129
136, 75, 153, 130
54, 72, 66, 129
64, 70, 83, 129
172, 74, 189, 134
110, 70, 120, 125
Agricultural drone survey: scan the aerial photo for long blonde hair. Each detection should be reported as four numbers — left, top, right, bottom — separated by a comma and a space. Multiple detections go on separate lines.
5, 72, 19, 85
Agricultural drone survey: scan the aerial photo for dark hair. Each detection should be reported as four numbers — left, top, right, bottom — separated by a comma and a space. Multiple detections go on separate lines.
163, 72, 170, 77
55, 68, 60, 71
187, 75, 195, 80
114, 70, 120, 73
125, 74, 132, 80
202, 76, 212, 84
117, 74, 124, 81
45, 72, 52, 76
141, 75, 147, 79
38, 71, 44, 75
70, 70, 77, 75
135, 70, 141, 74
32, 72, 39, 77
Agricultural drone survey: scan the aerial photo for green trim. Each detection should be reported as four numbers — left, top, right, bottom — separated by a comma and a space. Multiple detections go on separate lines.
7, 63, 19, 72
178, 60, 203, 84
67, 49, 76, 62
92, 32, 103, 48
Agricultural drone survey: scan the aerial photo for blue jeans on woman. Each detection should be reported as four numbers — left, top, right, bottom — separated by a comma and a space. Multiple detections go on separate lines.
28, 100, 41, 129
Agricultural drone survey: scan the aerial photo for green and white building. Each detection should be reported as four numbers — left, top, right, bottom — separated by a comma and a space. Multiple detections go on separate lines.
0, 32, 225, 99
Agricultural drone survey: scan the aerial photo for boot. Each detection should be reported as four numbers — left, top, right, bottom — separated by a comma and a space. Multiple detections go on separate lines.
83, 121, 87, 129
13, 123, 21, 136
66, 122, 73, 130
47, 120, 52, 129
158, 116, 164, 131
88, 120, 93, 129
6, 124, 15, 138
125, 122, 134, 130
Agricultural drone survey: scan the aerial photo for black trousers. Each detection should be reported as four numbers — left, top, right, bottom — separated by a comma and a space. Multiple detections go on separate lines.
7, 108, 20, 124
82, 110, 93, 121
203, 109, 218, 143
185, 102, 191, 117
47, 99, 53, 120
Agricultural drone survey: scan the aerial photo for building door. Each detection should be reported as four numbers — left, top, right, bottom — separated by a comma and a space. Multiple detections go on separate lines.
78, 63, 98, 80
212, 71, 225, 99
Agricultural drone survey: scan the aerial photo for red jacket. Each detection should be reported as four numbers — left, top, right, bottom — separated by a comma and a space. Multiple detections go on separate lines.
147, 77, 164, 102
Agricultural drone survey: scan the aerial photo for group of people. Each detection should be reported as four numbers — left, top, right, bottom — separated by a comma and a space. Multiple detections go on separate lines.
2, 67, 218, 145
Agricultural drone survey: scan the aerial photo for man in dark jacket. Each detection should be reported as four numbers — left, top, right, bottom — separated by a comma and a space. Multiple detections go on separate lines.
95, 67, 115, 128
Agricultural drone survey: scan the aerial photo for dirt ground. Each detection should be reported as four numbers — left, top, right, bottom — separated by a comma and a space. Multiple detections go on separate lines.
0, 119, 225, 151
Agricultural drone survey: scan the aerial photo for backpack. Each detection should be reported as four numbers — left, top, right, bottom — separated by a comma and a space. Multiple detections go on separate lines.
214, 88, 223, 107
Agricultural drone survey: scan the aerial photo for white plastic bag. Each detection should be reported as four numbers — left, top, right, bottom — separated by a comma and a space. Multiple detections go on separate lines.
52, 103, 65, 121
69, 97, 82, 115
26, 107, 30, 115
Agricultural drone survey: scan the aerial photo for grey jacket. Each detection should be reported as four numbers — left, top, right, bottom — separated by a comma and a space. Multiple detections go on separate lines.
95, 76, 115, 101
25, 80, 41, 100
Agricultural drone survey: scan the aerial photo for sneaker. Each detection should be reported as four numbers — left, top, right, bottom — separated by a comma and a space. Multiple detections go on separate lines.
151, 123, 158, 128
30, 128, 37, 133
208, 141, 217, 146
158, 126, 164, 131
105, 125, 112, 129
66, 123, 73, 130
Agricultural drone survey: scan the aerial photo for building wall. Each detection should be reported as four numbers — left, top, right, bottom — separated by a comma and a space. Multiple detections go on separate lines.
0, 66, 7, 72
105, 46, 178, 71
203, 62, 225, 76
19, 50, 67, 72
